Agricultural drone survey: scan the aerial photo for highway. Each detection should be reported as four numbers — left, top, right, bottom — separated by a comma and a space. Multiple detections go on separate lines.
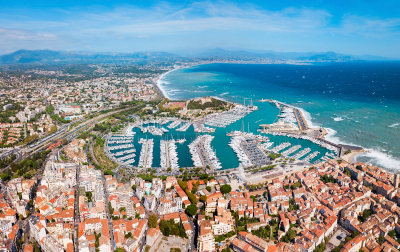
25, 105, 141, 158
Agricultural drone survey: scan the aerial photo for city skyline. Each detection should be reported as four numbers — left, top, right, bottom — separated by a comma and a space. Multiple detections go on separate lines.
1, 0, 400, 58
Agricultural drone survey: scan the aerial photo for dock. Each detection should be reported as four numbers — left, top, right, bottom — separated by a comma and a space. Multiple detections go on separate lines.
270, 100, 309, 131
138, 139, 153, 168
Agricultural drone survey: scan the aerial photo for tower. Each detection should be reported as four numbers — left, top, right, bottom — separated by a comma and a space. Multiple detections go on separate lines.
394, 173, 400, 188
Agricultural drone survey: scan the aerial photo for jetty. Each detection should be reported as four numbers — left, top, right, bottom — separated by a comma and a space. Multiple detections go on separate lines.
266, 100, 309, 131
138, 139, 154, 168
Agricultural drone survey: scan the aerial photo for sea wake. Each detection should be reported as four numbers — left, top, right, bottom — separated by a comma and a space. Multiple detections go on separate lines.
333, 117, 344, 121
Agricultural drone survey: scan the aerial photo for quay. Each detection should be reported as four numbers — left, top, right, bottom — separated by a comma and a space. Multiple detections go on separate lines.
162, 141, 170, 168
270, 100, 309, 131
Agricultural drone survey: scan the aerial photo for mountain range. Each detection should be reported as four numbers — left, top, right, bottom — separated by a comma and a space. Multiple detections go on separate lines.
0, 48, 395, 65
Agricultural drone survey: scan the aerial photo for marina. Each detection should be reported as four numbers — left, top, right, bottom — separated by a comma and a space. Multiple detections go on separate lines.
189, 135, 222, 170
105, 135, 136, 167
160, 140, 180, 169
167, 120, 181, 129
176, 121, 192, 132
228, 136, 270, 167
281, 145, 301, 157
203, 105, 256, 127
291, 147, 311, 159
104, 101, 337, 170
193, 123, 215, 133
138, 138, 154, 168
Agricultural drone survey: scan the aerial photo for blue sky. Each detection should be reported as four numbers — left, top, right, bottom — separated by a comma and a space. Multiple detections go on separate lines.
1, 0, 400, 57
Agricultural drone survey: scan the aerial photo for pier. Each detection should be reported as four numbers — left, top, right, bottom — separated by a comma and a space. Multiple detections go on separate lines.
189, 135, 221, 170
269, 100, 309, 131
160, 140, 179, 169
138, 139, 154, 168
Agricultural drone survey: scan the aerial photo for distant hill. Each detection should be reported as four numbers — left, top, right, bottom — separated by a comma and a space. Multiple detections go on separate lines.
0, 49, 181, 65
195, 49, 394, 62
0, 48, 395, 65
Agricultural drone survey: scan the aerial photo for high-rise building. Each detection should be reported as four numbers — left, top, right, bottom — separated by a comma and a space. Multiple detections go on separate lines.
394, 173, 400, 188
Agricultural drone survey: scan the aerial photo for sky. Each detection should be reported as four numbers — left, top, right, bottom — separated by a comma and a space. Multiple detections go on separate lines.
1, 0, 400, 57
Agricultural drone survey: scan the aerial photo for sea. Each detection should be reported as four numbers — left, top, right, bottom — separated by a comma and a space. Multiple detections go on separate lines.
157, 62, 400, 172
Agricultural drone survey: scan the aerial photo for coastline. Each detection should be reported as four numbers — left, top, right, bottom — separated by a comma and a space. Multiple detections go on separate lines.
153, 62, 400, 170
155, 63, 208, 100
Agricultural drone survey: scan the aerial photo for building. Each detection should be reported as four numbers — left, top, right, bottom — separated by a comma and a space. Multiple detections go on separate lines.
197, 220, 215, 252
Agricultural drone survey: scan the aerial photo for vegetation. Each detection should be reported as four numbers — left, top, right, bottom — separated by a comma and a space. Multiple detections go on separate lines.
149, 214, 158, 228
221, 184, 232, 194
215, 231, 236, 242
24, 134, 38, 144
187, 97, 228, 110
1, 150, 50, 181
320, 174, 336, 183
280, 229, 297, 243
358, 209, 372, 222
104, 170, 114, 176
185, 204, 197, 216
92, 140, 118, 171
251, 225, 273, 240
313, 243, 326, 252
159, 219, 187, 238
200, 195, 207, 203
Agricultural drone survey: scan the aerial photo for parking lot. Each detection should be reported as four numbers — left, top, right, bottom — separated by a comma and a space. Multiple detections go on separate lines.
326, 227, 350, 252
149, 235, 188, 252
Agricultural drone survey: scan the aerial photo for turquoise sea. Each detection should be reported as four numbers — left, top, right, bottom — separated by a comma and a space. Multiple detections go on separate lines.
157, 62, 400, 172
125, 109, 333, 169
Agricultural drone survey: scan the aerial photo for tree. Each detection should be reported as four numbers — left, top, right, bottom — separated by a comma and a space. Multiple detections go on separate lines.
186, 204, 197, 216
313, 243, 326, 252
26, 210, 30, 217
149, 214, 158, 228
200, 195, 207, 203
104, 170, 114, 176
206, 186, 211, 192
378, 235, 383, 245
362, 209, 372, 221
62, 138, 68, 145
34, 242, 40, 252
221, 184, 232, 194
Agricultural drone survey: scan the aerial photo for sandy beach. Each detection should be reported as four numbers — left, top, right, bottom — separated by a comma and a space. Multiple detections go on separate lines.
342, 150, 364, 163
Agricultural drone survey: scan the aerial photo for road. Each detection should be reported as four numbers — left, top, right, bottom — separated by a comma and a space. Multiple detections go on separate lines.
0, 149, 23, 174
27, 105, 141, 157
74, 162, 80, 252
103, 174, 115, 250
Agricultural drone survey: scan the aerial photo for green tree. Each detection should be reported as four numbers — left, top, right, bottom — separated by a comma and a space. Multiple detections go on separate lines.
200, 195, 207, 203
206, 186, 211, 192
221, 184, 232, 194
186, 204, 197, 216
313, 243, 326, 252
104, 170, 114, 176
149, 214, 158, 228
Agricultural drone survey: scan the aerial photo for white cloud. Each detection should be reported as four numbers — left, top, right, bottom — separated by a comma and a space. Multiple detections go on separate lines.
340, 14, 400, 37
0, 27, 57, 41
